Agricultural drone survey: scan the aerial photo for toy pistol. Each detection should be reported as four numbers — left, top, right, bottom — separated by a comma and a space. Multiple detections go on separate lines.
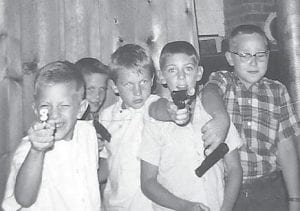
195, 143, 229, 177
39, 108, 49, 128
171, 90, 189, 109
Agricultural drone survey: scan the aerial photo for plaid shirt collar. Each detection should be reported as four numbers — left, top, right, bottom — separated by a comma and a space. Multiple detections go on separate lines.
232, 72, 267, 93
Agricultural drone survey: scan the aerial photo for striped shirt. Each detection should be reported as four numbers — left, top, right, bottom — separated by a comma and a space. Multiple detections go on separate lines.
207, 71, 300, 181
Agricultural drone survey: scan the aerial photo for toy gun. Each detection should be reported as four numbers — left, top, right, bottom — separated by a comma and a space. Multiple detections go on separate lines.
93, 120, 111, 142
39, 108, 49, 128
171, 90, 195, 109
195, 143, 229, 177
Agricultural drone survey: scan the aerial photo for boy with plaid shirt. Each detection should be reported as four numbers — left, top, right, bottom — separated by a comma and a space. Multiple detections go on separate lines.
204, 24, 300, 211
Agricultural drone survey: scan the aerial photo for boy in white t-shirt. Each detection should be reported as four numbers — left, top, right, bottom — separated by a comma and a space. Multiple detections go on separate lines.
2, 61, 101, 211
139, 41, 243, 211
99, 44, 159, 211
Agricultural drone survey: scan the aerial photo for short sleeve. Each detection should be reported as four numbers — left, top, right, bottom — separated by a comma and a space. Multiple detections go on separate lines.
2, 138, 31, 211
278, 85, 300, 141
206, 71, 233, 96
138, 118, 163, 167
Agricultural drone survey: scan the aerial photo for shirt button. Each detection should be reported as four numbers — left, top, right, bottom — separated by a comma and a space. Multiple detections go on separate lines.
247, 122, 251, 126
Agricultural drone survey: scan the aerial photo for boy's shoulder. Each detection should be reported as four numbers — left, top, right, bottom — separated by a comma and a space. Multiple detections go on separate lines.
261, 77, 287, 89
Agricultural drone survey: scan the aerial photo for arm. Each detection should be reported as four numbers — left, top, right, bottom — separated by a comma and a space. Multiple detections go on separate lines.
201, 84, 230, 153
15, 149, 45, 207
149, 98, 190, 125
98, 158, 108, 201
140, 160, 209, 211
15, 121, 55, 207
221, 149, 242, 211
278, 136, 300, 211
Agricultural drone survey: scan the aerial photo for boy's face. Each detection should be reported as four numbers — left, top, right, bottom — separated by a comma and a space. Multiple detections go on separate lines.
226, 33, 269, 88
112, 68, 153, 109
83, 73, 108, 113
159, 53, 202, 93
34, 82, 87, 141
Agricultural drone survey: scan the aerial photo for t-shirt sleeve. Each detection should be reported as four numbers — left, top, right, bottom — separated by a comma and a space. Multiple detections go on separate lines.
224, 121, 243, 152
278, 85, 300, 141
206, 71, 232, 96
138, 118, 163, 167
2, 138, 31, 211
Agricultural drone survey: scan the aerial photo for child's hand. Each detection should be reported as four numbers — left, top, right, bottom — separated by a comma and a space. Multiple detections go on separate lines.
28, 120, 56, 152
178, 201, 210, 211
201, 112, 230, 154
167, 101, 190, 126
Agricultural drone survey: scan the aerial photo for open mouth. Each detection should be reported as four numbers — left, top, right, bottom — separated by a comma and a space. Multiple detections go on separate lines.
176, 86, 188, 91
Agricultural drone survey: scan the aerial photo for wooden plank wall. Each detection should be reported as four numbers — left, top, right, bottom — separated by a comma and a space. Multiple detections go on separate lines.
0, 0, 198, 204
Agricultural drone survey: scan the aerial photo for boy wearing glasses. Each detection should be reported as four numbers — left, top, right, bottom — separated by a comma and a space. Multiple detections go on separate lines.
204, 24, 300, 211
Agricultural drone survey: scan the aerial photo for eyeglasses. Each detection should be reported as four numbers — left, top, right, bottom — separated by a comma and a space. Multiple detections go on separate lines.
229, 50, 270, 62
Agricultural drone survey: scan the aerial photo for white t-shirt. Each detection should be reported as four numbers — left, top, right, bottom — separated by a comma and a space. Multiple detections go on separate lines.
139, 97, 243, 211
2, 120, 101, 211
99, 94, 159, 211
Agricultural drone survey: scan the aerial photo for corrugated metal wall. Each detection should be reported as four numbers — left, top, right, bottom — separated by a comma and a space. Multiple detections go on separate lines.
0, 0, 198, 204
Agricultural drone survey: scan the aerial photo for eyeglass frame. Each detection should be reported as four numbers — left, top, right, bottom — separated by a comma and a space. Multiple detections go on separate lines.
228, 50, 270, 62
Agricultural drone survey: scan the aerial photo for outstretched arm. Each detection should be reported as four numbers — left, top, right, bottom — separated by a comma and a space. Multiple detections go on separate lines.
140, 160, 209, 211
15, 121, 55, 207
278, 136, 300, 211
201, 83, 230, 153
221, 149, 242, 211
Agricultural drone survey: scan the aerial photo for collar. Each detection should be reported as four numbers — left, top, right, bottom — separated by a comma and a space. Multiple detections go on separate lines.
232, 72, 266, 92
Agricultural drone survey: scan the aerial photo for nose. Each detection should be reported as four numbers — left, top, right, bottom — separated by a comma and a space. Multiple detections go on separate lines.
249, 55, 258, 66
49, 107, 61, 120
133, 84, 142, 96
177, 69, 187, 86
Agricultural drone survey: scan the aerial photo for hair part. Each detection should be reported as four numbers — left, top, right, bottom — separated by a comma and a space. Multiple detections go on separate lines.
75, 57, 109, 77
228, 24, 269, 51
109, 44, 155, 82
34, 61, 85, 99
159, 41, 200, 70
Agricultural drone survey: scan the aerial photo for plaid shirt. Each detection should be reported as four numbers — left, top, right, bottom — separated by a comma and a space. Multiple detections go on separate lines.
207, 71, 300, 181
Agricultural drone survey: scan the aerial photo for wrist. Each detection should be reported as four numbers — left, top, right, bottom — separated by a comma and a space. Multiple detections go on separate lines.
30, 145, 47, 154
288, 197, 300, 202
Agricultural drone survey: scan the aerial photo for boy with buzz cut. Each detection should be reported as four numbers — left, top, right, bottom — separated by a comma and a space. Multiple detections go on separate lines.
139, 41, 243, 211
2, 61, 101, 211
204, 24, 300, 211
75, 57, 109, 121
99, 44, 159, 211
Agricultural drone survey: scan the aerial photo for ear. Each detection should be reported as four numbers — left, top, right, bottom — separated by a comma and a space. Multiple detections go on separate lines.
196, 66, 204, 81
156, 69, 167, 85
225, 51, 234, 66
76, 99, 89, 119
109, 79, 119, 94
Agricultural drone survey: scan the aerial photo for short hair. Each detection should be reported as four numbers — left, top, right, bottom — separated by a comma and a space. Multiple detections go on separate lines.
228, 24, 269, 50
109, 44, 155, 82
34, 61, 85, 99
75, 57, 109, 76
159, 41, 200, 70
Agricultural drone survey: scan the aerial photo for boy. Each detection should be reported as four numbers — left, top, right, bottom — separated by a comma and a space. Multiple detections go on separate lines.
204, 24, 300, 211
75, 57, 109, 120
139, 41, 243, 211
99, 44, 159, 210
2, 61, 101, 211
75, 57, 110, 199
